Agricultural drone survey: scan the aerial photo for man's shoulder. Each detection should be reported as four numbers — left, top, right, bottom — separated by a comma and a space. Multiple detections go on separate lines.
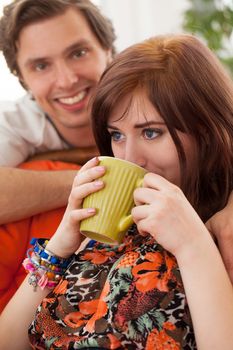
0, 94, 44, 119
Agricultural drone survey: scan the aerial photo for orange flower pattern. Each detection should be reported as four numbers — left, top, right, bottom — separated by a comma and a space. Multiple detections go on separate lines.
29, 226, 196, 349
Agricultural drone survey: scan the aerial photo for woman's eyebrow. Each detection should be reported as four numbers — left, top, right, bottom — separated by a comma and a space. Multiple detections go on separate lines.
107, 125, 120, 130
107, 121, 165, 130
133, 121, 165, 128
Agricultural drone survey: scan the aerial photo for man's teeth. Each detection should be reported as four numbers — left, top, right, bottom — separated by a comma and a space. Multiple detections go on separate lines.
59, 91, 86, 105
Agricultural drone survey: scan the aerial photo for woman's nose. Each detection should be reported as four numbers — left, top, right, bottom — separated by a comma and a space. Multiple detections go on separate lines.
124, 144, 146, 168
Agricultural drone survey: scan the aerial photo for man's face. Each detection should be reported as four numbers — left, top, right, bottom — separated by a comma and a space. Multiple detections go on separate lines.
16, 8, 112, 146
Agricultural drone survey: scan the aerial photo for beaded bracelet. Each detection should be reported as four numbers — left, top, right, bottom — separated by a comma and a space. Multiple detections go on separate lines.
31, 238, 73, 268
23, 238, 73, 291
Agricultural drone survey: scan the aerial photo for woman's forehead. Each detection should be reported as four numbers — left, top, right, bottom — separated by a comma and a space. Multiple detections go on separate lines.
108, 91, 164, 127
108, 89, 161, 123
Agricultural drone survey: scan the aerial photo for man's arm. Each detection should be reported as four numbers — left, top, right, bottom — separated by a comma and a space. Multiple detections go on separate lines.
0, 167, 77, 224
205, 191, 233, 283
27, 146, 98, 165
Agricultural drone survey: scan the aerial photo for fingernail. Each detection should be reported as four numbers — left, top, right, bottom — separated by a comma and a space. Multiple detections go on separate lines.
90, 157, 98, 164
95, 166, 105, 172
94, 180, 103, 186
87, 208, 96, 213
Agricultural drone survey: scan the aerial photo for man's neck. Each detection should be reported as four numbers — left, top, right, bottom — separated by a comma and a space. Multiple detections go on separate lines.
45, 115, 96, 148
60, 125, 97, 149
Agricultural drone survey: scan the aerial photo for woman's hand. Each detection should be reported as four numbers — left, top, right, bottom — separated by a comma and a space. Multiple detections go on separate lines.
132, 173, 210, 258
46, 157, 105, 258
205, 191, 233, 283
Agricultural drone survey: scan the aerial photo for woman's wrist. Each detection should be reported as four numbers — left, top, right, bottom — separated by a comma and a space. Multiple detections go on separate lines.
176, 229, 217, 268
46, 235, 81, 259
45, 241, 75, 259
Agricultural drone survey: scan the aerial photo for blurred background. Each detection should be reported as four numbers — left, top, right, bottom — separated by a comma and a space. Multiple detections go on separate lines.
0, 0, 232, 100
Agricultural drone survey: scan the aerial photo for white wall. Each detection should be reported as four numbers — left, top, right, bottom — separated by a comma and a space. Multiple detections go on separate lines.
0, 0, 188, 101
98, 0, 188, 51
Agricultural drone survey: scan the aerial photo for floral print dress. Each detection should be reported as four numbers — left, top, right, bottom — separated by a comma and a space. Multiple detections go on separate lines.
28, 226, 196, 349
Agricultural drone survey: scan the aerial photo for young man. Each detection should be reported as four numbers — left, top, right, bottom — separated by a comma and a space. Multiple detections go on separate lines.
0, 0, 115, 223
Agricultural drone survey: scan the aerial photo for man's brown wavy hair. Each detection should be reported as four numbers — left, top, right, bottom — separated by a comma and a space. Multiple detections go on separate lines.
0, 0, 116, 80
92, 34, 233, 221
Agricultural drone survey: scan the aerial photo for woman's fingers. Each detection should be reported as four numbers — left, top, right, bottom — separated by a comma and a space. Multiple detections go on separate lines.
132, 204, 150, 222
133, 173, 175, 207
131, 206, 151, 237
134, 188, 151, 206
134, 187, 160, 206
143, 173, 181, 192
78, 156, 100, 173
68, 179, 105, 208
73, 158, 106, 188
69, 207, 97, 225
132, 204, 157, 237
134, 173, 183, 206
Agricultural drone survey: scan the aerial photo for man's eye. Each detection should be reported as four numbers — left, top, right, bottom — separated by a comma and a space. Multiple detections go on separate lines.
109, 131, 123, 141
143, 128, 161, 140
73, 49, 87, 59
35, 63, 47, 71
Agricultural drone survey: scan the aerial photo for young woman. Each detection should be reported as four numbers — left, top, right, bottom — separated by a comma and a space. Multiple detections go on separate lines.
0, 34, 233, 350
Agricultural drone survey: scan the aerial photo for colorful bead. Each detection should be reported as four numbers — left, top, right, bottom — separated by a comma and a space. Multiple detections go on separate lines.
23, 237, 75, 291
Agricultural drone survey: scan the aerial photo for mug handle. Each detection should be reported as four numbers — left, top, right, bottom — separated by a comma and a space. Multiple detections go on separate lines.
118, 214, 134, 232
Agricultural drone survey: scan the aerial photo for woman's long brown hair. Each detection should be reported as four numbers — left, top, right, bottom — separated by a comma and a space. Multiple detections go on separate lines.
91, 34, 233, 221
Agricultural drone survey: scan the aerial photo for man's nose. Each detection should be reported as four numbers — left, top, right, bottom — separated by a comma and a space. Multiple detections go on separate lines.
54, 63, 79, 89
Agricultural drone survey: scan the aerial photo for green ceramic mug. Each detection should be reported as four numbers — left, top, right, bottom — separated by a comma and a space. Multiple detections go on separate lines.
80, 156, 147, 245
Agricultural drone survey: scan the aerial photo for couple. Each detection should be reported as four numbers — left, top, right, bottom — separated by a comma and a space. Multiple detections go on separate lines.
0, 33, 233, 349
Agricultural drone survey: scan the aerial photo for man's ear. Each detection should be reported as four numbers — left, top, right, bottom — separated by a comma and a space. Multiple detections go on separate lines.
18, 74, 29, 91
13, 67, 28, 91
106, 49, 113, 64
18, 78, 29, 91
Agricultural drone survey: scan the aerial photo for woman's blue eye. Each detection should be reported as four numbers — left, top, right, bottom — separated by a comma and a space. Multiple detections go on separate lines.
110, 131, 123, 141
143, 128, 161, 139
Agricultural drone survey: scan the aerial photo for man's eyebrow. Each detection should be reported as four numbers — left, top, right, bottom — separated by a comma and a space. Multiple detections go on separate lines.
24, 57, 48, 68
63, 39, 91, 55
24, 39, 91, 68
107, 121, 165, 129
